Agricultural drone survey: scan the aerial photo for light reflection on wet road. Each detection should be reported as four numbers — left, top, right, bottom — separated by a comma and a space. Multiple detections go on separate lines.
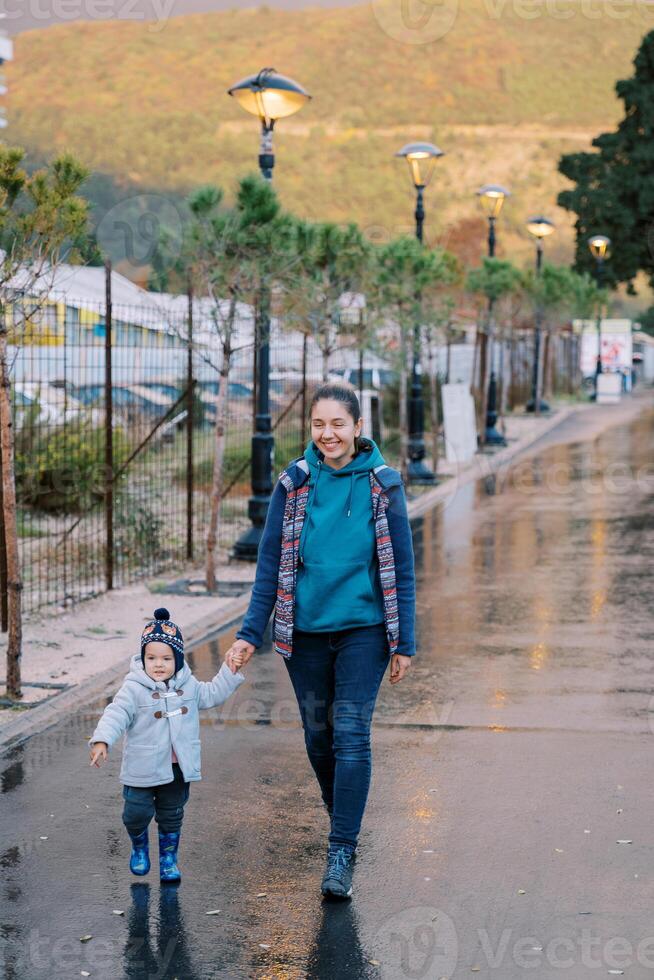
1, 406, 654, 979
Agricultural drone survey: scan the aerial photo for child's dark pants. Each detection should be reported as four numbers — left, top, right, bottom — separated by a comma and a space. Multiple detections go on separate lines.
122, 763, 190, 835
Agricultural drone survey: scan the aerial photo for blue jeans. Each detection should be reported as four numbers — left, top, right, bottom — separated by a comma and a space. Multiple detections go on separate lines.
122, 763, 190, 835
284, 622, 390, 851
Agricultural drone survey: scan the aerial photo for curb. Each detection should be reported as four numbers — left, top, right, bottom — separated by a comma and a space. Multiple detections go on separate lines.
0, 396, 642, 753
405, 403, 580, 519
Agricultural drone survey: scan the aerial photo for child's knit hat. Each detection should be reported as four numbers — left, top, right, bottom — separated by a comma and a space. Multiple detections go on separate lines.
140, 607, 184, 674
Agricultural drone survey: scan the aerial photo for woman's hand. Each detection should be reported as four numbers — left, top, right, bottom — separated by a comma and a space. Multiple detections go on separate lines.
89, 742, 108, 767
389, 654, 412, 685
225, 639, 256, 674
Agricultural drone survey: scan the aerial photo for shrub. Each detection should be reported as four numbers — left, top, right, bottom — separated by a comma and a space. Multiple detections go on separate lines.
16, 423, 131, 514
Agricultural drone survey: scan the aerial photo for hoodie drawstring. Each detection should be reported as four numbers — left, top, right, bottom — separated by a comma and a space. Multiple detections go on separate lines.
346, 472, 354, 518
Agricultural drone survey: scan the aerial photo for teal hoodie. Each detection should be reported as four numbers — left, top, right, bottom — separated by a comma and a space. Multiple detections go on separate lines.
294, 436, 387, 632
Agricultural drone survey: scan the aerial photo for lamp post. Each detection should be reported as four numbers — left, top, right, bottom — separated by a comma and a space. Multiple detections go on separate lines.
526, 216, 555, 414
227, 68, 311, 560
395, 141, 444, 484
476, 183, 510, 446
588, 234, 610, 400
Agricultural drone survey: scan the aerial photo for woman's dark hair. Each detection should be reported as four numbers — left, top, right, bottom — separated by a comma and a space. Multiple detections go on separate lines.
309, 382, 363, 455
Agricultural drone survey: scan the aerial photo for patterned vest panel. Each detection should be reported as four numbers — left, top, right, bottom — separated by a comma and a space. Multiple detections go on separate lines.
273, 467, 399, 658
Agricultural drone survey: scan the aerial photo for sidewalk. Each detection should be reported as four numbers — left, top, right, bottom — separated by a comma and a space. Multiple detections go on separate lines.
1, 389, 651, 750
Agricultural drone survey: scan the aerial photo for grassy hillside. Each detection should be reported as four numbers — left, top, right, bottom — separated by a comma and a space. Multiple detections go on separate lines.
5, 1, 652, 272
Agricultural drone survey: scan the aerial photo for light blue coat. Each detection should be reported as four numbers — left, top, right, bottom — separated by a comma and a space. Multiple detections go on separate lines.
89, 655, 246, 787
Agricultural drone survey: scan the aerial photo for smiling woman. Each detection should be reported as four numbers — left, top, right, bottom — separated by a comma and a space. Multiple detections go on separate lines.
225, 381, 417, 900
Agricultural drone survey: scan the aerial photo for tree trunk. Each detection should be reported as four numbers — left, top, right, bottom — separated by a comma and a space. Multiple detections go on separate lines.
471, 326, 480, 399
398, 323, 409, 485
425, 328, 439, 475
205, 356, 230, 592
498, 333, 508, 435
476, 329, 488, 445
0, 310, 22, 699
543, 330, 555, 400
445, 324, 451, 385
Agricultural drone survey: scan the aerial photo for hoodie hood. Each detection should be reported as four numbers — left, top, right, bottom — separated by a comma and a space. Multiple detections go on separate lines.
303, 436, 386, 518
126, 653, 191, 691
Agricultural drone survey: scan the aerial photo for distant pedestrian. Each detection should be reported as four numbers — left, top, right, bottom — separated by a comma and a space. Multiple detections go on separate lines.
88, 607, 245, 883
225, 382, 416, 900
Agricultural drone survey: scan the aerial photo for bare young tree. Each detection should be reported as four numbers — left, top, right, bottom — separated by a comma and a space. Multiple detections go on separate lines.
374, 237, 458, 483
0, 149, 90, 699
161, 177, 305, 591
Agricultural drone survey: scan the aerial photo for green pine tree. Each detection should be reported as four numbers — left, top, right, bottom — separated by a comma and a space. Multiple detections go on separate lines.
558, 31, 654, 293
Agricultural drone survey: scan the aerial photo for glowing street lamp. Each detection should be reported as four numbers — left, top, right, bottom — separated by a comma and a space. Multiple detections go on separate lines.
526, 216, 555, 414
588, 234, 611, 394
395, 141, 445, 484
228, 68, 310, 560
228, 68, 311, 181
476, 183, 511, 445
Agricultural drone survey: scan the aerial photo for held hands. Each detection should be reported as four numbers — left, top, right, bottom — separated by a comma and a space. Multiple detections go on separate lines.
389, 654, 412, 685
89, 742, 108, 767
224, 639, 255, 674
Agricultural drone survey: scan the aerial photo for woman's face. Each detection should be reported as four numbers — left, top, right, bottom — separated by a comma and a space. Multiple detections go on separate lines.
311, 398, 363, 467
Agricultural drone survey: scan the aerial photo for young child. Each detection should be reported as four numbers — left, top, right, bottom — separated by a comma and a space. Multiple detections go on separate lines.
88, 607, 246, 883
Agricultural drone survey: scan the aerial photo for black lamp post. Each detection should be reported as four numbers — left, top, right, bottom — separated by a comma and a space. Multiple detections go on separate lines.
525, 216, 555, 414
395, 141, 444, 484
476, 183, 510, 446
227, 68, 311, 560
587, 234, 611, 400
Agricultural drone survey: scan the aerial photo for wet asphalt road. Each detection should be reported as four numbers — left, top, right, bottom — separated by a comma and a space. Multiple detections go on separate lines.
2, 405, 654, 980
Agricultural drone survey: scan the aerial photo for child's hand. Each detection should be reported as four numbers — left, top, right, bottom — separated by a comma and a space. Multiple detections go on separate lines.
225, 640, 254, 674
89, 742, 108, 767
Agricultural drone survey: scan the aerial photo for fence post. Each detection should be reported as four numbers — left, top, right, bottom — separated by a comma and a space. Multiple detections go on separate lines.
186, 281, 194, 562
104, 259, 114, 591
0, 435, 7, 632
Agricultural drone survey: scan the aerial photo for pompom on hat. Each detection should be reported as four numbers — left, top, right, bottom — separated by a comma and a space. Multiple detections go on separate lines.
140, 607, 184, 674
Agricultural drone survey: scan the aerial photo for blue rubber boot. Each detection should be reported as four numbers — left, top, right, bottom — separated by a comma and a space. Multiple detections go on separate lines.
158, 831, 181, 883
128, 829, 150, 876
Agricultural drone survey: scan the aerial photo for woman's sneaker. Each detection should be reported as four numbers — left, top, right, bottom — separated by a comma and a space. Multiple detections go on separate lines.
321, 845, 356, 899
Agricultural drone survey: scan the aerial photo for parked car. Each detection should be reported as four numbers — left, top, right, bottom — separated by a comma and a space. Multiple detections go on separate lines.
71, 383, 188, 432
337, 367, 397, 390
12, 382, 99, 428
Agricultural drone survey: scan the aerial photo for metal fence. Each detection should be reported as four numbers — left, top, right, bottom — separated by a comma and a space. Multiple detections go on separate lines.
2, 276, 333, 616
0, 268, 582, 618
